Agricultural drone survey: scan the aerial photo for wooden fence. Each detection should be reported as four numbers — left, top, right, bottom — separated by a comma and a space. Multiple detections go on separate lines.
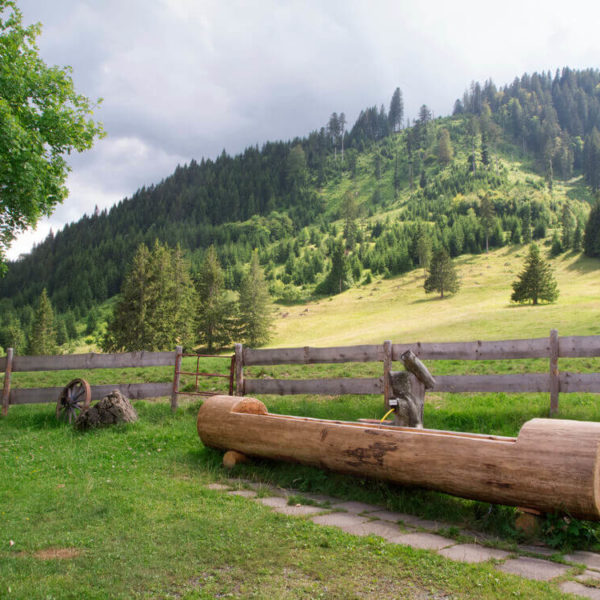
235, 329, 600, 415
3, 330, 600, 417
1, 347, 183, 416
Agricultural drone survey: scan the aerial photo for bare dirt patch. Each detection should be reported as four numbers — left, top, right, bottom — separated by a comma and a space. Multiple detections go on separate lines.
34, 547, 82, 560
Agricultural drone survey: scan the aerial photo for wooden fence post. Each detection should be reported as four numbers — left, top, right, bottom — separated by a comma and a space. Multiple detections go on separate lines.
171, 345, 183, 411
235, 343, 244, 396
2, 347, 13, 417
383, 340, 392, 410
549, 329, 559, 415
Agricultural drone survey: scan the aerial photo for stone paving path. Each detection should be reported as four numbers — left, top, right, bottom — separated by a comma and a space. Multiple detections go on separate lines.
206, 481, 600, 599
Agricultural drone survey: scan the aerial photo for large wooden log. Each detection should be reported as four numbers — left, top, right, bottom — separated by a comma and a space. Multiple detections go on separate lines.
197, 395, 600, 520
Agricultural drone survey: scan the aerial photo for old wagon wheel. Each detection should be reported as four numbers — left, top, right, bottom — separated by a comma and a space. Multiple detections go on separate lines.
56, 378, 91, 423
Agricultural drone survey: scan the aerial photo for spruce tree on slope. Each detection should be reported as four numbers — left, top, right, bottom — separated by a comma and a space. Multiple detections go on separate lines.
28, 288, 57, 355
584, 200, 600, 258
195, 246, 237, 352
238, 251, 273, 347
103, 241, 195, 351
511, 243, 559, 305
424, 249, 460, 299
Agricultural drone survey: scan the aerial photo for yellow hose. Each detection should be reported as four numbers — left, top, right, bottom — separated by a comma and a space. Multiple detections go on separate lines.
380, 408, 395, 423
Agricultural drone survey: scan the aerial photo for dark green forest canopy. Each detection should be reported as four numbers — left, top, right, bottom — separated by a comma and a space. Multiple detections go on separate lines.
1, 68, 599, 332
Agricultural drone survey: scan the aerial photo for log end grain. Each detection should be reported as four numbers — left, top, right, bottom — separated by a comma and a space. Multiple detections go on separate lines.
223, 450, 250, 469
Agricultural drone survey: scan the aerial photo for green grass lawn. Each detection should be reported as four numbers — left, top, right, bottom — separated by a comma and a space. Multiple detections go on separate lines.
2, 247, 600, 597
0, 401, 579, 599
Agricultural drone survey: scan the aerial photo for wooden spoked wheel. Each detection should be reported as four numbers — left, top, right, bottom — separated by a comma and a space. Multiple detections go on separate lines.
56, 378, 91, 423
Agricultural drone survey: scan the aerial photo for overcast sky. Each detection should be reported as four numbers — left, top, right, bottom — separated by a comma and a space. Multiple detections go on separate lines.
7, 0, 600, 258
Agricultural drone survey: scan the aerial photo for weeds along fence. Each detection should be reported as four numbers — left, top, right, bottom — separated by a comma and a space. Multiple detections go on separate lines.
236, 329, 600, 415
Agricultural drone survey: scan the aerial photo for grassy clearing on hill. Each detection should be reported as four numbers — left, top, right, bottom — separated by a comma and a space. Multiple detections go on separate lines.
271, 245, 600, 347
0, 403, 577, 599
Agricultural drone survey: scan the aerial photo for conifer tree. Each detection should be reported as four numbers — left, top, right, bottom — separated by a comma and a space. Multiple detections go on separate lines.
424, 249, 460, 298
238, 251, 273, 347
2, 316, 26, 354
195, 246, 237, 352
103, 241, 195, 352
388, 87, 404, 132
317, 240, 353, 295
511, 243, 559, 305
436, 129, 453, 165
28, 288, 57, 355
584, 201, 600, 258
479, 194, 495, 252
56, 318, 68, 346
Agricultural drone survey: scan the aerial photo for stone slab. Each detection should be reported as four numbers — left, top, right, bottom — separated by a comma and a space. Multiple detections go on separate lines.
496, 557, 570, 581
227, 490, 257, 498
311, 513, 370, 533
394, 532, 455, 551
301, 493, 337, 504
368, 510, 411, 524
331, 501, 382, 514
566, 551, 600, 572
257, 497, 288, 508
206, 483, 230, 491
275, 504, 327, 517
439, 543, 510, 564
517, 544, 556, 557
559, 581, 600, 599
400, 514, 441, 531
342, 520, 405, 543
577, 570, 600, 582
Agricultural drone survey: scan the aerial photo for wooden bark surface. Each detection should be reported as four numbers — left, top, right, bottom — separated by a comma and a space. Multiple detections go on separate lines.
10, 383, 172, 405
11, 351, 175, 372
197, 395, 600, 520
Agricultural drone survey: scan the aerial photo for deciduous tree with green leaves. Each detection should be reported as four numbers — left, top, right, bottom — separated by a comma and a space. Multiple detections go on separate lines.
0, 1, 104, 270
511, 243, 559, 305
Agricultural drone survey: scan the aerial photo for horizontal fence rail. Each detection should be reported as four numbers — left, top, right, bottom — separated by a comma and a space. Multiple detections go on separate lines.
7, 351, 176, 373
10, 383, 173, 406
235, 331, 600, 416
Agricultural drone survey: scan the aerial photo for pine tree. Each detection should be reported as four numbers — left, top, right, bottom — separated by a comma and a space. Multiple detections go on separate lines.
561, 204, 575, 250
424, 249, 460, 298
584, 201, 600, 258
436, 128, 454, 165
388, 87, 404, 132
2, 317, 26, 354
479, 194, 495, 252
195, 246, 237, 352
56, 318, 68, 346
511, 243, 559, 305
238, 251, 273, 347
416, 230, 432, 273
28, 289, 57, 355
317, 240, 353, 295
103, 241, 196, 352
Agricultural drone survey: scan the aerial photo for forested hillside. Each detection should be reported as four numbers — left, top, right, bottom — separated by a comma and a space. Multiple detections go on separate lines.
1, 68, 600, 353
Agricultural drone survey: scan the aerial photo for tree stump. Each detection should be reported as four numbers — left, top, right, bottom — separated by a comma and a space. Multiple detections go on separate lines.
74, 390, 137, 430
389, 371, 424, 428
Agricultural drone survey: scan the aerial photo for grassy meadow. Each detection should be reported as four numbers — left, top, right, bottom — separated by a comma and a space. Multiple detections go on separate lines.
2, 246, 600, 598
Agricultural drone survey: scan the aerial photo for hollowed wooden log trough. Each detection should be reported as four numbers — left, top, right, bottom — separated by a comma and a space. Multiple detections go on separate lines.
197, 395, 600, 520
